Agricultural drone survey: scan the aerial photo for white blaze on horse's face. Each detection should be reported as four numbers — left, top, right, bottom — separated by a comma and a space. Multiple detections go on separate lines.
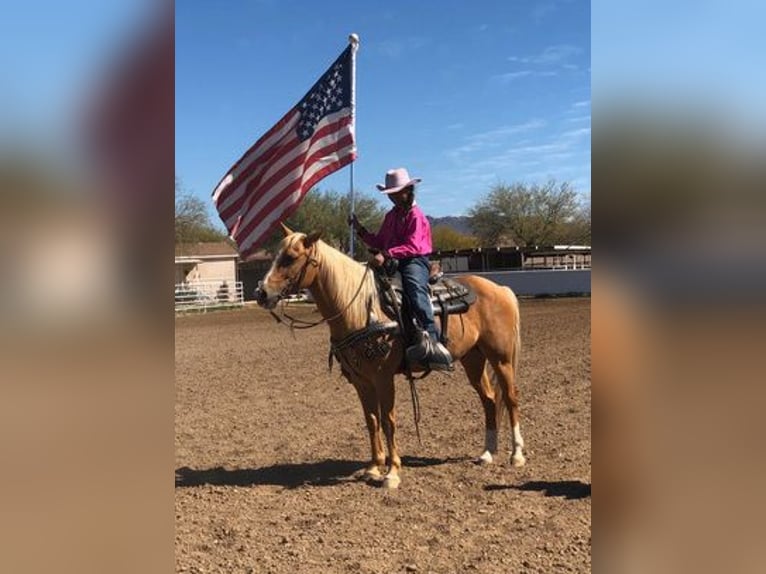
257, 231, 320, 309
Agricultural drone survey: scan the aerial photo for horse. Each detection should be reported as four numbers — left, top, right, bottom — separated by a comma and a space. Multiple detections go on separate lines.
254, 224, 524, 489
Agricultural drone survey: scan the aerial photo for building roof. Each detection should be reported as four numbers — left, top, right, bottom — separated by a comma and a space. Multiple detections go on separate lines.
175, 241, 238, 258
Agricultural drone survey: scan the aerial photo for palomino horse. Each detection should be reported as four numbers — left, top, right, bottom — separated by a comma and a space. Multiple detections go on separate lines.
254, 225, 524, 489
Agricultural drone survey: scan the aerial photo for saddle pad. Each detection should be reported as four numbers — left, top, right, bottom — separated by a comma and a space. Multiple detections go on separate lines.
375, 272, 476, 320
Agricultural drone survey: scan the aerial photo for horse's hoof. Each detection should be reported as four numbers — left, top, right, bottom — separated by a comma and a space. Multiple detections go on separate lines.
356, 467, 382, 482
477, 451, 494, 465
382, 474, 401, 489
511, 453, 526, 467
363, 467, 382, 479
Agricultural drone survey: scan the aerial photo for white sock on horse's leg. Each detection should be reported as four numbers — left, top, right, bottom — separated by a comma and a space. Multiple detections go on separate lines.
382, 471, 401, 489
511, 423, 526, 466
478, 429, 498, 464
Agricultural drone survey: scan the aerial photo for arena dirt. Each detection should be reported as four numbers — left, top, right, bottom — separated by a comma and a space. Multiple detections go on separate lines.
175, 297, 591, 573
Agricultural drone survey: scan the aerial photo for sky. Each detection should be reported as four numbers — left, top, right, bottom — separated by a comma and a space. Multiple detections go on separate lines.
3, 1, 765, 224
175, 0, 591, 222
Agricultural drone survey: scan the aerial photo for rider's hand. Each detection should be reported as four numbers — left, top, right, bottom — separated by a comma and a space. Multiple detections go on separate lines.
369, 252, 385, 267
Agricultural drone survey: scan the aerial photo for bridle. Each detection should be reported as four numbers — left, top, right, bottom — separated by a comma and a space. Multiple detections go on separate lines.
277, 245, 319, 300
268, 245, 372, 332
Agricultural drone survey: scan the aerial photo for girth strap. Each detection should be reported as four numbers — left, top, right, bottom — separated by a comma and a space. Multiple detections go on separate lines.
328, 321, 399, 371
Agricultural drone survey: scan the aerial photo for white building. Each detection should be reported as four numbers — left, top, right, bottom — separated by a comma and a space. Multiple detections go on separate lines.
175, 241, 239, 285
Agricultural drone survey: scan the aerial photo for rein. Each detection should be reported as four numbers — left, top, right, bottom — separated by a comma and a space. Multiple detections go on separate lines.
270, 260, 372, 333
381, 270, 425, 445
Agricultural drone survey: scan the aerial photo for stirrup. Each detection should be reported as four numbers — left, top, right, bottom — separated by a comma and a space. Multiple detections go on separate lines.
405, 330, 430, 363
428, 341, 454, 371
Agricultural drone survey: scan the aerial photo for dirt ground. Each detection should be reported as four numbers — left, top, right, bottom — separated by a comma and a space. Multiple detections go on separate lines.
175, 297, 591, 573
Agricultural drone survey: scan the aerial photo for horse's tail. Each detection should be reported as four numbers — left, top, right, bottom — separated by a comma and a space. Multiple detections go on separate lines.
507, 286, 521, 382
493, 286, 521, 430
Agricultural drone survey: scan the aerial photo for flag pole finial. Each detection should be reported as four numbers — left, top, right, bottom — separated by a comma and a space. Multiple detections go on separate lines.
348, 33, 360, 47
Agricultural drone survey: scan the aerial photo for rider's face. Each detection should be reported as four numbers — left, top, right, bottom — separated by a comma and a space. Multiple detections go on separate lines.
388, 187, 413, 207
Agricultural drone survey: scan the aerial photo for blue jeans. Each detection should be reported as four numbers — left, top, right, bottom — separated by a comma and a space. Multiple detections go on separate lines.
398, 256, 438, 340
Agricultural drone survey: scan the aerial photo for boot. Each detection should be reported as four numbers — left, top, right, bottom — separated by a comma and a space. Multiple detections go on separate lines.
405, 331, 454, 372
427, 338, 454, 372
405, 330, 430, 365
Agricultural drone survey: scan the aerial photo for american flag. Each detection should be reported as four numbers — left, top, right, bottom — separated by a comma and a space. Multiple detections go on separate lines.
212, 44, 356, 260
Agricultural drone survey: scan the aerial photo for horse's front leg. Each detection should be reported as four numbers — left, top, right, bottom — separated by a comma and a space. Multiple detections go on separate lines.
351, 379, 386, 480
377, 377, 401, 489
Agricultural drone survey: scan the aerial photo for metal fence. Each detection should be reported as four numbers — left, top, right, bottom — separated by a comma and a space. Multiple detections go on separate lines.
174, 280, 244, 313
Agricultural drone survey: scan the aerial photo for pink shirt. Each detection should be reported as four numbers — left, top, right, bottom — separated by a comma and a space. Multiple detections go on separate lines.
359, 203, 433, 259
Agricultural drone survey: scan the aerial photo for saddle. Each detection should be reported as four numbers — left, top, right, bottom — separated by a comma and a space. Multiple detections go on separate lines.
328, 261, 474, 379
374, 261, 476, 347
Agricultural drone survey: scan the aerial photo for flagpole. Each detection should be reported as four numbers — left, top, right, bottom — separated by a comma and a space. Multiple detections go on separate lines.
348, 33, 359, 258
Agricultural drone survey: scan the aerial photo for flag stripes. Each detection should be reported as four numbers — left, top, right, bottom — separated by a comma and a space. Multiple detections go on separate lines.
213, 44, 356, 260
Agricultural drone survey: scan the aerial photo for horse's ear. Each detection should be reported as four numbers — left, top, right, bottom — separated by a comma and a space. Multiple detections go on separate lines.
303, 231, 321, 248
280, 222, 293, 236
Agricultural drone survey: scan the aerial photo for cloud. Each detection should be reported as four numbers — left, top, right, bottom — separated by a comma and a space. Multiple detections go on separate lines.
446, 120, 546, 159
491, 70, 533, 84
533, 44, 583, 65
561, 127, 591, 139
566, 115, 591, 123
507, 44, 584, 67
470, 120, 547, 140
500, 44, 585, 83
442, 117, 591, 199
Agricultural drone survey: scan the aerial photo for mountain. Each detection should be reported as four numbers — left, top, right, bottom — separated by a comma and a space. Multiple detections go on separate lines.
428, 215, 474, 236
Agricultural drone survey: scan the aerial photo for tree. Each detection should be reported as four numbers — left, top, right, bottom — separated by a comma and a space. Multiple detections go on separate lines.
468, 180, 589, 247
175, 178, 228, 244
260, 188, 386, 260
568, 202, 591, 245
431, 225, 479, 251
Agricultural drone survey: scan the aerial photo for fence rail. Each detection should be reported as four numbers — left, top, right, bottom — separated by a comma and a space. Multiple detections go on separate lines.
175, 280, 244, 313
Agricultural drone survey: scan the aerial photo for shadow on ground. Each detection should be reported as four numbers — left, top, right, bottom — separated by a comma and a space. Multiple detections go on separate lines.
176, 455, 465, 489
175, 460, 361, 489
484, 480, 591, 499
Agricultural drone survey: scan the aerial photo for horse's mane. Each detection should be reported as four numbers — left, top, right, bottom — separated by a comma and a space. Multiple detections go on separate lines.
314, 240, 380, 328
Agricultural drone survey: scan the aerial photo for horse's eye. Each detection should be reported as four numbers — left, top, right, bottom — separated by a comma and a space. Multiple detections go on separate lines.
278, 253, 295, 267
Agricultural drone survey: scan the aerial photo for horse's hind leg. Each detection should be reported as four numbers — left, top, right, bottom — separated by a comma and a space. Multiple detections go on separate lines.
461, 349, 498, 464
491, 360, 526, 467
352, 381, 386, 480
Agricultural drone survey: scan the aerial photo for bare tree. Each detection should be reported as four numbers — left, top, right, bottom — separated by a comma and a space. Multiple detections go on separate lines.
175, 178, 227, 244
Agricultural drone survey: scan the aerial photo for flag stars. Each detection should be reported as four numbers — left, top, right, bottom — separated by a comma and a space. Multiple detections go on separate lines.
296, 51, 351, 141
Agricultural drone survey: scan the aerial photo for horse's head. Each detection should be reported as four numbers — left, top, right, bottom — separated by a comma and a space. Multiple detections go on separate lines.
254, 223, 321, 309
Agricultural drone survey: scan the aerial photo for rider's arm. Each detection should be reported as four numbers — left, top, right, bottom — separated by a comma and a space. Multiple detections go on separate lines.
385, 208, 432, 259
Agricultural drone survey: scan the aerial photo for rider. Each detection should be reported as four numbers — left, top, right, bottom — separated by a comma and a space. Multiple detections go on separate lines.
349, 168, 453, 371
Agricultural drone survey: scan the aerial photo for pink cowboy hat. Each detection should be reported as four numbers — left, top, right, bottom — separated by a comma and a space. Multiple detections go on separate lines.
375, 167, 422, 194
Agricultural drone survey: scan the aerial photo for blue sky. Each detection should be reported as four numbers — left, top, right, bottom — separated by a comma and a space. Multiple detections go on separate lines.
176, 0, 591, 221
